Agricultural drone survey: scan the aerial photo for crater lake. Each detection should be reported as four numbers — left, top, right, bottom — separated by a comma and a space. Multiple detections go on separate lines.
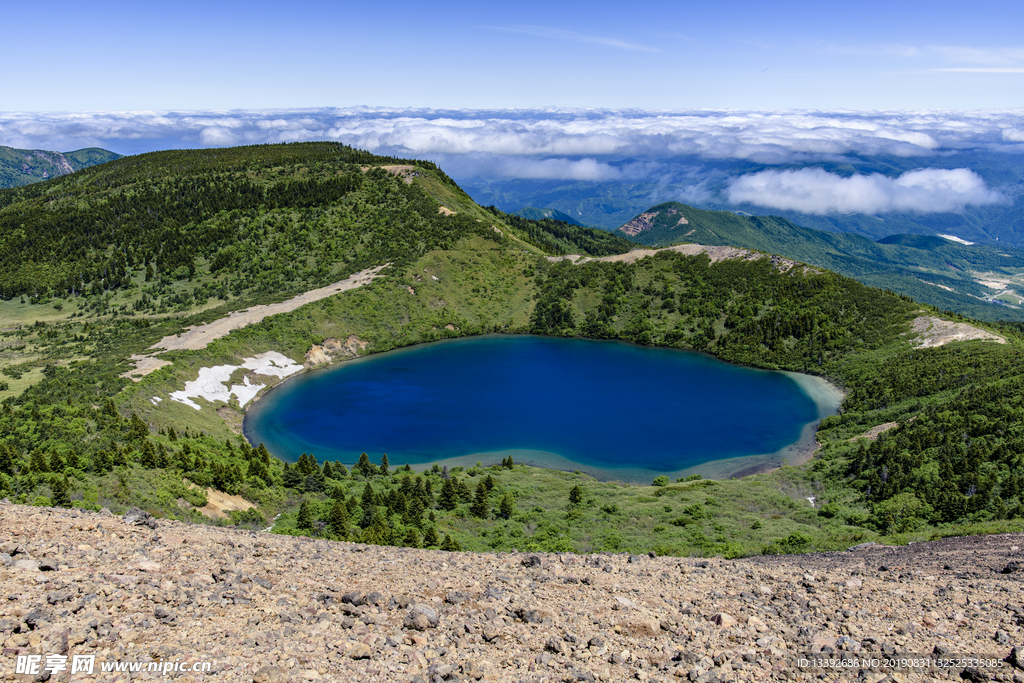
243, 335, 842, 481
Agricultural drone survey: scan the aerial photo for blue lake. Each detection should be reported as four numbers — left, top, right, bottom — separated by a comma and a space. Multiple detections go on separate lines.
243, 335, 842, 481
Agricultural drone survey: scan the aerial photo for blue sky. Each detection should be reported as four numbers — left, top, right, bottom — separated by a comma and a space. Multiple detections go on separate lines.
6, 0, 1023, 110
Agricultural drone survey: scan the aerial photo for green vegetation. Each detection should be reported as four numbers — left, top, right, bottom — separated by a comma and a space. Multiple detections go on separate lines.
0, 145, 121, 189
1, 142, 1023, 558
618, 201, 1024, 322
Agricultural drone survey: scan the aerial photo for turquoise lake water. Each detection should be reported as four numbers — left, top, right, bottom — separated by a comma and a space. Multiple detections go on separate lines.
243, 335, 841, 481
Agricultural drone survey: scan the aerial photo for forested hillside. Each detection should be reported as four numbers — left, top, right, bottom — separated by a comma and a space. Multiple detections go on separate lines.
0, 143, 1022, 558
616, 201, 1024, 322
0, 145, 121, 189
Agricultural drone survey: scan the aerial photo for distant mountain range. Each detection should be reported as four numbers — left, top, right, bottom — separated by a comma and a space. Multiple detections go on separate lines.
0, 146, 121, 188
508, 206, 588, 226
465, 150, 1024, 247
614, 201, 1024, 322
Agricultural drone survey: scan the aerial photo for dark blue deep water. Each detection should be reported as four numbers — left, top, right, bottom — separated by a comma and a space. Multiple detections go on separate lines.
244, 335, 830, 480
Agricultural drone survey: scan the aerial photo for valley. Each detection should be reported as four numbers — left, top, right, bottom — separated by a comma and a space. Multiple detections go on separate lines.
0, 143, 1022, 564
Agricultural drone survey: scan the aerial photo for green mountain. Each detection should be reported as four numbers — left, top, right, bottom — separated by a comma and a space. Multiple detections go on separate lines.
1, 143, 1022, 557
509, 206, 589, 226
0, 145, 121, 188
614, 201, 1024, 322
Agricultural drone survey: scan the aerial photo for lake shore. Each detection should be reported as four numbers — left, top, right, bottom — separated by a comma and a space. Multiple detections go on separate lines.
243, 334, 845, 481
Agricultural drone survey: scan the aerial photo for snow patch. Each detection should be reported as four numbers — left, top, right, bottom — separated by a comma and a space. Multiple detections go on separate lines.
169, 351, 302, 411
150, 396, 162, 406
939, 234, 974, 245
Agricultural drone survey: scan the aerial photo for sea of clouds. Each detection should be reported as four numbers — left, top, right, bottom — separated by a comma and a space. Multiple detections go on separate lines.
2, 108, 1022, 215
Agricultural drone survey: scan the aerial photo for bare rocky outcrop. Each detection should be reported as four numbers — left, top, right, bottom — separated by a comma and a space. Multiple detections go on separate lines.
620, 211, 659, 236
2, 502, 1023, 682
909, 315, 1006, 348
304, 335, 370, 368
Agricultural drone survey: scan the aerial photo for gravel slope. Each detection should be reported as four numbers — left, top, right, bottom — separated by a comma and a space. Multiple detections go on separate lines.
1, 502, 1022, 682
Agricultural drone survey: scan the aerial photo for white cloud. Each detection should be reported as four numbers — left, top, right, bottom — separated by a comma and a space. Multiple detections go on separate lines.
2, 108, 1024, 185
726, 168, 1006, 215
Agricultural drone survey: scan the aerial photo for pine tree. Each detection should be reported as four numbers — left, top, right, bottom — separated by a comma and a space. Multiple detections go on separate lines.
29, 449, 49, 473
569, 484, 584, 507
322, 461, 334, 479
404, 494, 425, 528
51, 475, 72, 508
471, 481, 489, 518
483, 474, 495, 492
423, 526, 439, 547
456, 478, 473, 503
402, 527, 421, 548
296, 500, 313, 531
139, 441, 158, 468
361, 482, 378, 510
328, 500, 348, 539
505, 455, 514, 469
440, 534, 462, 552
500, 493, 515, 519
335, 462, 349, 478
356, 452, 377, 478
379, 453, 389, 476
438, 478, 458, 510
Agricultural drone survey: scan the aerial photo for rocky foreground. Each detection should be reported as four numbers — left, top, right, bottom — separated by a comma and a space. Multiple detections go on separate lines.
1, 502, 1023, 683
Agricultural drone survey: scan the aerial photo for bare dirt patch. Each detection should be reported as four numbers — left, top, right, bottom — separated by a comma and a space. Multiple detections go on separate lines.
550, 243, 810, 273
304, 335, 369, 368
909, 315, 1005, 348
849, 421, 899, 442
123, 264, 389, 378
183, 480, 255, 520
438, 206, 456, 215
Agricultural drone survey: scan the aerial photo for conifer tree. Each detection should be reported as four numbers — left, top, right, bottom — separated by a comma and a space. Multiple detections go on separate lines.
402, 527, 421, 548
335, 462, 349, 478
423, 526, 439, 547
328, 499, 348, 539
379, 453, 389, 476
569, 484, 584, 507
483, 474, 495, 492
438, 478, 458, 510
29, 449, 49, 473
139, 441, 157, 469
404, 494, 425, 527
500, 492, 515, 519
456, 477, 473, 503
361, 482, 378, 510
471, 481, 489, 518
296, 500, 313, 531
322, 461, 334, 479
440, 534, 462, 552
51, 475, 71, 508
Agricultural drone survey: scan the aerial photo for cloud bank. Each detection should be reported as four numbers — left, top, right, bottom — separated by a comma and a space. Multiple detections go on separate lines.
726, 168, 1006, 215
0, 108, 1018, 214
3, 108, 1024, 163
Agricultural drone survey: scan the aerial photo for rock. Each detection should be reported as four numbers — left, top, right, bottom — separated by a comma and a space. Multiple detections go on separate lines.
37, 558, 59, 571
960, 667, 987, 682
253, 665, 288, 683
13, 558, 40, 571
445, 590, 470, 605
404, 604, 439, 631
345, 642, 373, 659
481, 620, 502, 642
522, 555, 542, 567
708, 613, 737, 628
1007, 647, 1024, 670
613, 596, 638, 610
341, 591, 365, 606
123, 507, 158, 529
1001, 561, 1021, 574
849, 542, 878, 551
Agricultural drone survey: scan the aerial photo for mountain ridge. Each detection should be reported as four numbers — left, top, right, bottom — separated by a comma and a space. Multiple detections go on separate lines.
0, 145, 121, 189
613, 200, 1024, 322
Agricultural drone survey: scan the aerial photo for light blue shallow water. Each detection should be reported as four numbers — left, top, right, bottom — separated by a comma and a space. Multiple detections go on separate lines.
243, 335, 832, 480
